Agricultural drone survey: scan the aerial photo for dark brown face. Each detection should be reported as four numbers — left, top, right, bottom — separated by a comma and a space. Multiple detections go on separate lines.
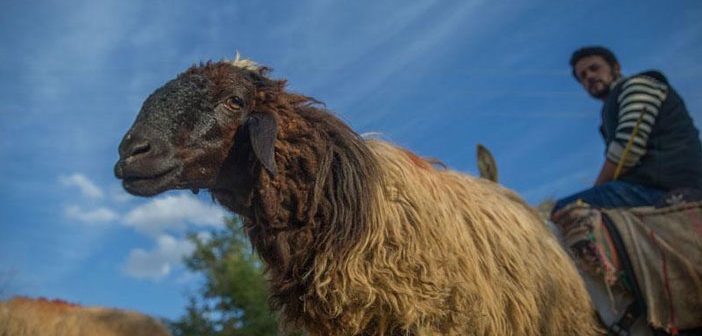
114, 63, 276, 197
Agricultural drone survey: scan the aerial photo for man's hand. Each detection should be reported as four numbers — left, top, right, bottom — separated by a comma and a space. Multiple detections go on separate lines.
594, 159, 619, 185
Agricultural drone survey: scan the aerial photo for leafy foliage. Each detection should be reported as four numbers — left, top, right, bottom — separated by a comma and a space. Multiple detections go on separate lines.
169, 217, 280, 336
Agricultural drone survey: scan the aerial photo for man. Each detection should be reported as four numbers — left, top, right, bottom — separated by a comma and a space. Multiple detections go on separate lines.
553, 46, 702, 212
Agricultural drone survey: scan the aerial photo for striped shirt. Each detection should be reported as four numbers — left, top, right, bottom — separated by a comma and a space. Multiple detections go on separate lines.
600, 70, 702, 190
606, 75, 668, 168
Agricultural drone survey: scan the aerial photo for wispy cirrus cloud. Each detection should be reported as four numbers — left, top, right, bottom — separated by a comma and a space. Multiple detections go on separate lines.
521, 169, 592, 204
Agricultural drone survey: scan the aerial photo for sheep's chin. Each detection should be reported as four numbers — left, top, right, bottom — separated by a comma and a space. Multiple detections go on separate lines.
121, 167, 180, 197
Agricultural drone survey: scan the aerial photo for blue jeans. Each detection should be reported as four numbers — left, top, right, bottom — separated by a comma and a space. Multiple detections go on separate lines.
552, 181, 665, 214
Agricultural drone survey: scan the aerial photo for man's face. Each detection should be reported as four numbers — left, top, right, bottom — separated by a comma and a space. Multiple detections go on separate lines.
574, 55, 620, 100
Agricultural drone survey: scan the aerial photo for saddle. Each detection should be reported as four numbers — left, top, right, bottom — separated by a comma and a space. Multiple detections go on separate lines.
553, 201, 702, 335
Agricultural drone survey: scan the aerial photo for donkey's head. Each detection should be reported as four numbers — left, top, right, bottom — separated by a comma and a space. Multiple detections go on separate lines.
114, 57, 279, 197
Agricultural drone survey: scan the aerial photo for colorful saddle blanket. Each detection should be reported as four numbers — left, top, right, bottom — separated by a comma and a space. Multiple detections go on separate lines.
553, 201, 702, 333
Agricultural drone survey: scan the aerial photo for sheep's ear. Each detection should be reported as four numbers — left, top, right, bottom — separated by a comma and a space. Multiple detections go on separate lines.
246, 112, 278, 176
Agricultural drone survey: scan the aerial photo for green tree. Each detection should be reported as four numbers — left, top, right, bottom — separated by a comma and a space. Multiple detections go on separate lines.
170, 217, 280, 336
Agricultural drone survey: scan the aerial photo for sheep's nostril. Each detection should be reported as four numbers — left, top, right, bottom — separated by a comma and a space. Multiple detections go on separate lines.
128, 142, 152, 158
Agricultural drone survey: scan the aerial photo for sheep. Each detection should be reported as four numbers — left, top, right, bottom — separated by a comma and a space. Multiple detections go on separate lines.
114, 55, 600, 335
0, 296, 171, 336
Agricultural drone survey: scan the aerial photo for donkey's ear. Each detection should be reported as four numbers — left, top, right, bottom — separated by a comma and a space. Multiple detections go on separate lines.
245, 112, 278, 176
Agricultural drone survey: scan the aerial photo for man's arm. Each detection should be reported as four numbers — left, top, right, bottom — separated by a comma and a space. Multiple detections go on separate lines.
595, 159, 619, 185
604, 74, 667, 181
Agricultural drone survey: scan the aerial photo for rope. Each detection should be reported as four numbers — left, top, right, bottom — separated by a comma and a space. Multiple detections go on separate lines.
613, 111, 646, 180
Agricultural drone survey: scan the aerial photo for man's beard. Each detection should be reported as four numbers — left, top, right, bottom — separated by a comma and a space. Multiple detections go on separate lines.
589, 69, 619, 99
589, 82, 610, 99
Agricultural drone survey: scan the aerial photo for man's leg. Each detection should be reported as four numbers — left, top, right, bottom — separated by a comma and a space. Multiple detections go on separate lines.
552, 180, 665, 214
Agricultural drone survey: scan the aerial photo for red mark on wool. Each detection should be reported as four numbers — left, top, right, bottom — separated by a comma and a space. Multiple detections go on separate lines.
400, 149, 433, 170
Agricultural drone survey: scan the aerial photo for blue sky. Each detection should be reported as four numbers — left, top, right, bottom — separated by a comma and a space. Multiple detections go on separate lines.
1, 0, 700, 320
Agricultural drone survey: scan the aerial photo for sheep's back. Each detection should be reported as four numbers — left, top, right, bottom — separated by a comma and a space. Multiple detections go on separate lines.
354, 140, 598, 335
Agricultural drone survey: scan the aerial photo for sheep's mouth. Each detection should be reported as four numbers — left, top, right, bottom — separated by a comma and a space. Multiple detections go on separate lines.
119, 166, 180, 197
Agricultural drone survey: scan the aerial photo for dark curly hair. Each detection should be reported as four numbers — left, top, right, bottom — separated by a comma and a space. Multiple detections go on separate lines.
569, 46, 619, 80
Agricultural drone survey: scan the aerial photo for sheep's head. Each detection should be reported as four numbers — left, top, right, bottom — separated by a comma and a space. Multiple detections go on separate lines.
114, 57, 278, 197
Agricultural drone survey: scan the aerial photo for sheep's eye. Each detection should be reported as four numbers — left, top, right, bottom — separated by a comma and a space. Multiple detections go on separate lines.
225, 96, 244, 110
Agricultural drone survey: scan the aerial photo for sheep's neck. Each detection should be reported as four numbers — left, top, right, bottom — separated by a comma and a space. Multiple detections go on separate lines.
247, 110, 332, 273
211, 128, 257, 218
245, 104, 380, 319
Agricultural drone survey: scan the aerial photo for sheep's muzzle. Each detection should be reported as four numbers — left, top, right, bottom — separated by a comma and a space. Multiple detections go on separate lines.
114, 128, 181, 197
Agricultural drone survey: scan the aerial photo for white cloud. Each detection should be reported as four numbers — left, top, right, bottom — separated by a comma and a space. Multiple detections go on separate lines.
123, 234, 195, 281
123, 193, 227, 236
109, 185, 134, 203
195, 231, 213, 243
59, 173, 104, 199
64, 205, 118, 224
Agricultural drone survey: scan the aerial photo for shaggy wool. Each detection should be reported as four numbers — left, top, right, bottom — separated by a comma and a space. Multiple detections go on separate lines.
278, 140, 600, 335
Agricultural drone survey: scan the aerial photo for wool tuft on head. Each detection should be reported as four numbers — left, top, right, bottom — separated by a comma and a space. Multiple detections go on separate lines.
229, 51, 265, 73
